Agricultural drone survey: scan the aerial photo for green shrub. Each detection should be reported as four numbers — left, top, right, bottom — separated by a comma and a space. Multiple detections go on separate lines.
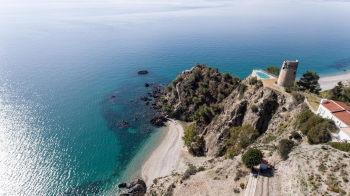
255, 80, 263, 89
171, 76, 183, 86
266, 66, 279, 76
242, 148, 263, 168
221, 72, 232, 81
342, 176, 348, 182
328, 142, 350, 152
197, 166, 205, 172
278, 139, 294, 160
240, 183, 245, 189
292, 91, 305, 105
232, 74, 240, 85
228, 152, 238, 159
249, 77, 258, 85
234, 169, 247, 181
250, 104, 258, 113
226, 125, 259, 156
295, 109, 337, 144
164, 183, 175, 196
239, 84, 247, 99
193, 68, 202, 81
162, 104, 172, 113
285, 85, 298, 93
182, 124, 204, 156
307, 123, 331, 144
291, 131, 302, 139
321, 82, 350, 106
182, 164, 197, 180
166, 85, 172, 92
318, 163, 327, 173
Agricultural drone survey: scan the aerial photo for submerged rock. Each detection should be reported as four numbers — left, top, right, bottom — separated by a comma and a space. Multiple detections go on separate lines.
139, 97, 152, 101
138, 70, 148, 75
120, 120, 130, 126
118, 179, 146, 196
150, 116, 166, 127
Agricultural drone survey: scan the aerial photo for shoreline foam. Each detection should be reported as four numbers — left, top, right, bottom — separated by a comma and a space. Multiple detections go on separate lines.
141, 119, 184, 186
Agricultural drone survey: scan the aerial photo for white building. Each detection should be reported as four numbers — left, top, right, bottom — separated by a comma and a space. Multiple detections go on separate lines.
317, 99, 350, 141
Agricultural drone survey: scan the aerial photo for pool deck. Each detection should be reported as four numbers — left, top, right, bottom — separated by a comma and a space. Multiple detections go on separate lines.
252, 69, 277, 80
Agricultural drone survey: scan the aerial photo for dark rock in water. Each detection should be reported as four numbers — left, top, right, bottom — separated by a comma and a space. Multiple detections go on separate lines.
120, 120, 130, 126
150, 116, 167, 127
139, 97, 152, 101
138, 70, 148, 75
144, 83, 150, 87
118, 179, 146, 196
145, 102, 149, 105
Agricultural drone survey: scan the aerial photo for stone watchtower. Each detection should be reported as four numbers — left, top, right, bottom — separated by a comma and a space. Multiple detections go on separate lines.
277, 60, 299, 87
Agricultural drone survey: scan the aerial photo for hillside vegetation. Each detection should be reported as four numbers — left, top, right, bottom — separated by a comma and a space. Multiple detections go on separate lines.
320, 81, 350, 106
161, 63, 239, 126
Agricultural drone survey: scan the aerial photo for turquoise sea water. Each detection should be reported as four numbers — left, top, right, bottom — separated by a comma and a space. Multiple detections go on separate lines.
0, 1, 350, 195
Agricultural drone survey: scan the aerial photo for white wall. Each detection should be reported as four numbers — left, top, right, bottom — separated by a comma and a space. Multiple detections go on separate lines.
339, 130, 350, 141
317, 105, 348, 128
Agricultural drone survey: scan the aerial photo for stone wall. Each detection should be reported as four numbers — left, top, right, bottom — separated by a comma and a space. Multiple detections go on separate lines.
277, 60, 298, 87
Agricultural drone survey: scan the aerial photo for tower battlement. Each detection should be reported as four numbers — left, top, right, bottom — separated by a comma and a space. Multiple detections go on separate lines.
277, 60, 299, 87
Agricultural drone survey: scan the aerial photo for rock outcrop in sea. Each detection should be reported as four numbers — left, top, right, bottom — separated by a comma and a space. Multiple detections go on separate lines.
118, 179, 147, 196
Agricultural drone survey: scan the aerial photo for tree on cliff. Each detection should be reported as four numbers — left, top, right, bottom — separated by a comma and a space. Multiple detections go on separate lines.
322, 82, 350, 106
266, 66, 280, 76
242, 148, 263, 168
297, 70, 321, 94
182, 124, 204, 156
278, 139, 294, 160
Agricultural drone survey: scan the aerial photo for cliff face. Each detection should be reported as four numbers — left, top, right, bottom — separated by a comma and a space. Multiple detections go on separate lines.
202, 76, 300, 157
159, 66, 304, 157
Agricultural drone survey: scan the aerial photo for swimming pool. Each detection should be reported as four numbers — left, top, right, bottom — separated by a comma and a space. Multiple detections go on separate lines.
256, 71, 270, 79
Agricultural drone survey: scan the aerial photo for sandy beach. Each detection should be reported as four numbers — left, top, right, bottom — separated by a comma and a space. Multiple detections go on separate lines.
141, 119, 184, 186
319, 72, 350, 90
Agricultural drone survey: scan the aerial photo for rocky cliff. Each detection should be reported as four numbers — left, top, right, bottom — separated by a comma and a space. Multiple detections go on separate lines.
203, 76, 300, 157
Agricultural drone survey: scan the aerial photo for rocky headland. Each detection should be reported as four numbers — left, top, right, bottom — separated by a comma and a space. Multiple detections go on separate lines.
140, 64, 350, 196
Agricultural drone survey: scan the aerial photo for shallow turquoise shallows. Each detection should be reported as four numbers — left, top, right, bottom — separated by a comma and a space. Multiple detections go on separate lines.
256, 72, 271, 79
0, 1, 350, 195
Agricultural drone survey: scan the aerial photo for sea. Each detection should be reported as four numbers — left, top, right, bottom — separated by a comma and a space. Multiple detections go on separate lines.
0, 0, 349, 195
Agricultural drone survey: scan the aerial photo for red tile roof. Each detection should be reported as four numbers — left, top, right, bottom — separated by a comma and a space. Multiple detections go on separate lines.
261, 159, 268, 164
321, 100, 345, 112
334, 101, 350, 111
333, 111, 350, 127
322, 100, 350, 127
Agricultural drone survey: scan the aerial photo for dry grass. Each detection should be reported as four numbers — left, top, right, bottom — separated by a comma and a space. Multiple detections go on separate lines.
261, 79, 287, 94
303, 93, 321, 111
262, 79, 277, 86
